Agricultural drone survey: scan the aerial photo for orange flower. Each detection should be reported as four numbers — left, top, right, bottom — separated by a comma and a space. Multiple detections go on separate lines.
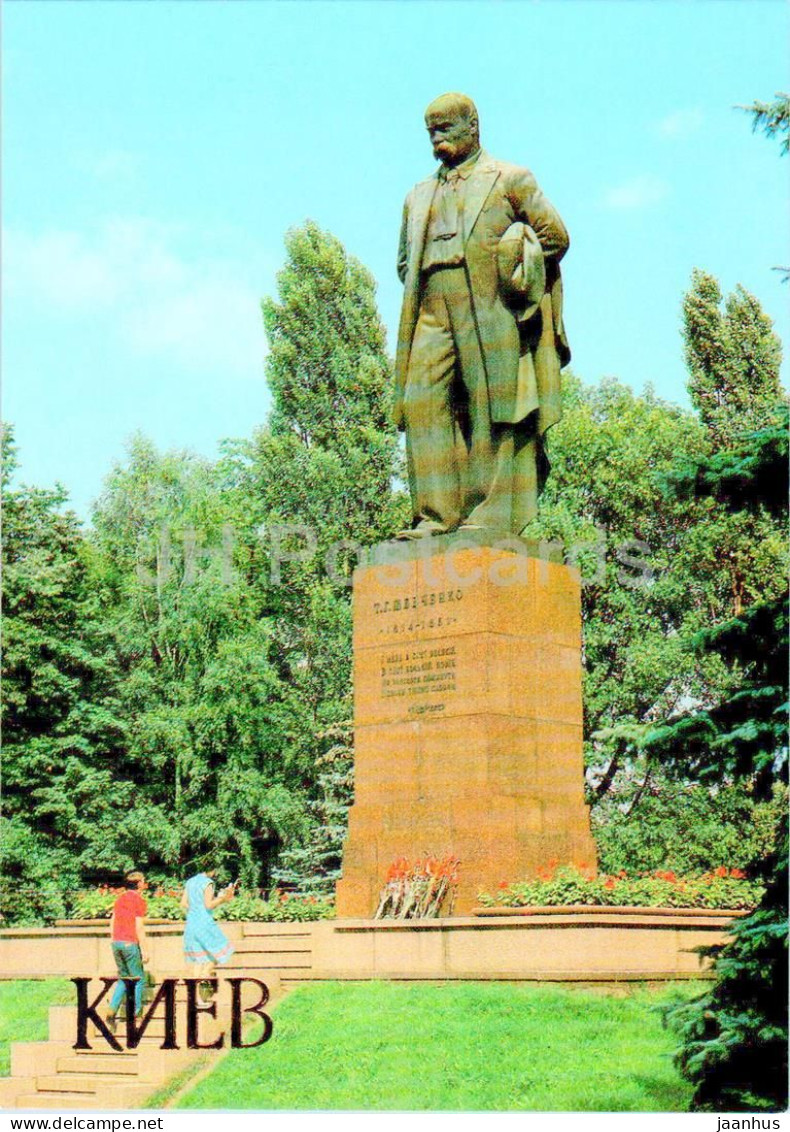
603, 878, 616, 890
730, 868, 746, 880
714, 866, 728, 878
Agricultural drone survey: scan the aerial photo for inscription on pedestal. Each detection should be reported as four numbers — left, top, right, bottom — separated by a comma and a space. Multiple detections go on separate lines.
380, 645, 458, 715
370, 587, 464, 637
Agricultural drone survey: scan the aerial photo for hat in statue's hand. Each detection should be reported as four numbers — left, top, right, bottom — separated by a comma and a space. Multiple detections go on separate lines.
497, 222, 546, 319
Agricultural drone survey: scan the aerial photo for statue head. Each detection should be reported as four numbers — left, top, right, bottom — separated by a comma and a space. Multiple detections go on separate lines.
424, 92, 480, 167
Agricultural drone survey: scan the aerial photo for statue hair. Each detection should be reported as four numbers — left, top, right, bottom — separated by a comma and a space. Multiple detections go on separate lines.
425, 92, 479, 135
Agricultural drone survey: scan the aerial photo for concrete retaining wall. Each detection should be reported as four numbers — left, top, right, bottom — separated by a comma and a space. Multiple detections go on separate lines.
308, 908, 738, 982
0, 908, 740, 984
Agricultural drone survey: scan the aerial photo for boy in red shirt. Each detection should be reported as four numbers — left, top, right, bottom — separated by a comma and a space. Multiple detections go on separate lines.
105, 870, 148, 1031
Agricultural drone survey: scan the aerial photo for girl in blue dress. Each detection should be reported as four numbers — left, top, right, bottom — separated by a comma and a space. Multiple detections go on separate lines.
181, 867, 236, 992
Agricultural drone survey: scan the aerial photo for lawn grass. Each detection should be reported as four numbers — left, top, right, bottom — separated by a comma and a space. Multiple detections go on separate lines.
0, 979, 74, 1076
176, 981, 697, 1112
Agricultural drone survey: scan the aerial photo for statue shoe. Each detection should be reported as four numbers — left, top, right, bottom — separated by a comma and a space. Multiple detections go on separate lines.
395, 520, 448, 541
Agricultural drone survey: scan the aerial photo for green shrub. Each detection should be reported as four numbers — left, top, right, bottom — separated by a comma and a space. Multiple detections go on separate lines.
68, 888, 334, 922
592, 780, 787, 877
0, 819, 75, 926
479, 866, 763, 910
218, 892, 335, 922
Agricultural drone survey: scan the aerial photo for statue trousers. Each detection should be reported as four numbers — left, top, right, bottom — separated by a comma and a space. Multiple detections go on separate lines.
403, 265, 540, 535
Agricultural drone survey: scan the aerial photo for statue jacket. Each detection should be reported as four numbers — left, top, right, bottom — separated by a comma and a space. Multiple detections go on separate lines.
394, 150, 570, 433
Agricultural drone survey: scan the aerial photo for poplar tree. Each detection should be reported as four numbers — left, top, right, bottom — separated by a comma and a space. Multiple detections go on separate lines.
683, 271, 783, 448
223, 221, 407, 890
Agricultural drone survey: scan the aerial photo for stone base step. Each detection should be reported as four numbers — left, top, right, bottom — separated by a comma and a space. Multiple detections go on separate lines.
56, 1056, 140, 1075
16, 1092, 104, 1110
37, 1073, 144, 1093
16, 1082, 154, 1110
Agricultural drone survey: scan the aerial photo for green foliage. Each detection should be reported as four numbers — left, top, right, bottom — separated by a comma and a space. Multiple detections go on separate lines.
68, 889, 182, 921
479, 866, 763, 911
644, 409, 788, 1110
1, 425, 133, 920
1, 222, 408, 920
218, 892, 335, 923
740, 92, 790, 155
68, 888, 334, 923
225, 221, 407, 889
263, 220, 394, 447
522, 376, 736, 806
0, 818, 71, 926
593, 779, 785, 877
683, 271, 783, 448
666, 839, 788, 1112
271, 720, 354, 896
90, 434, 311, 881
525, 377, 704, 717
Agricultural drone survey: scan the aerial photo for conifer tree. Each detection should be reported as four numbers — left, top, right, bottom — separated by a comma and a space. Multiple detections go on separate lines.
647, 412, 789, 1111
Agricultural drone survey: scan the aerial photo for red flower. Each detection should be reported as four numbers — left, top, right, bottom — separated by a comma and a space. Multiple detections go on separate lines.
730, 868, 746, 880
714, 866, 728, 878
498, 881, 509, 890
603, 878, 616, 890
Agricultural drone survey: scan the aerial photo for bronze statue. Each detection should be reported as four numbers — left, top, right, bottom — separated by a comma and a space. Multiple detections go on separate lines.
395, 93, 571, 539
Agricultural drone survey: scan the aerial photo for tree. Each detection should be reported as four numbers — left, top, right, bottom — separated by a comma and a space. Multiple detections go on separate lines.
645, 412, 789, 1111
1, 426, 129, 922
271, 720, 354, 895
521, 359, 784, 870
89, 434, 311, 885
683, 271, 783, 448
739, 92, 789, 278
740, 92, 790, 155
220, 221, 408, 888
522, 375, 717, 805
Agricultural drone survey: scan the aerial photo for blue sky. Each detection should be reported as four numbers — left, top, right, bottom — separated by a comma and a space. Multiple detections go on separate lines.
4, 0, 788, 517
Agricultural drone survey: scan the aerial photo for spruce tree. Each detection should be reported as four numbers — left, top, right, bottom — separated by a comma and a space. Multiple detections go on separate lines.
646, 412, 789, 1111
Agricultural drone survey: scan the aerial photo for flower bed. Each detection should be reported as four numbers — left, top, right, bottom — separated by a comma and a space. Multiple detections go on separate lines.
478, 866, 762, 911
69, 887, 335, 923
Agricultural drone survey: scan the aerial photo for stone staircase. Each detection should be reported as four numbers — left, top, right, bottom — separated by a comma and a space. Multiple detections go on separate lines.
0, 922, 316, 1110
223, 922, 315, 991
0, 989, 208, 1110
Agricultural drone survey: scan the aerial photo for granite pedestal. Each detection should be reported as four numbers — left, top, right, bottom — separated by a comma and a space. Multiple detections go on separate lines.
336, 535, 597, 916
